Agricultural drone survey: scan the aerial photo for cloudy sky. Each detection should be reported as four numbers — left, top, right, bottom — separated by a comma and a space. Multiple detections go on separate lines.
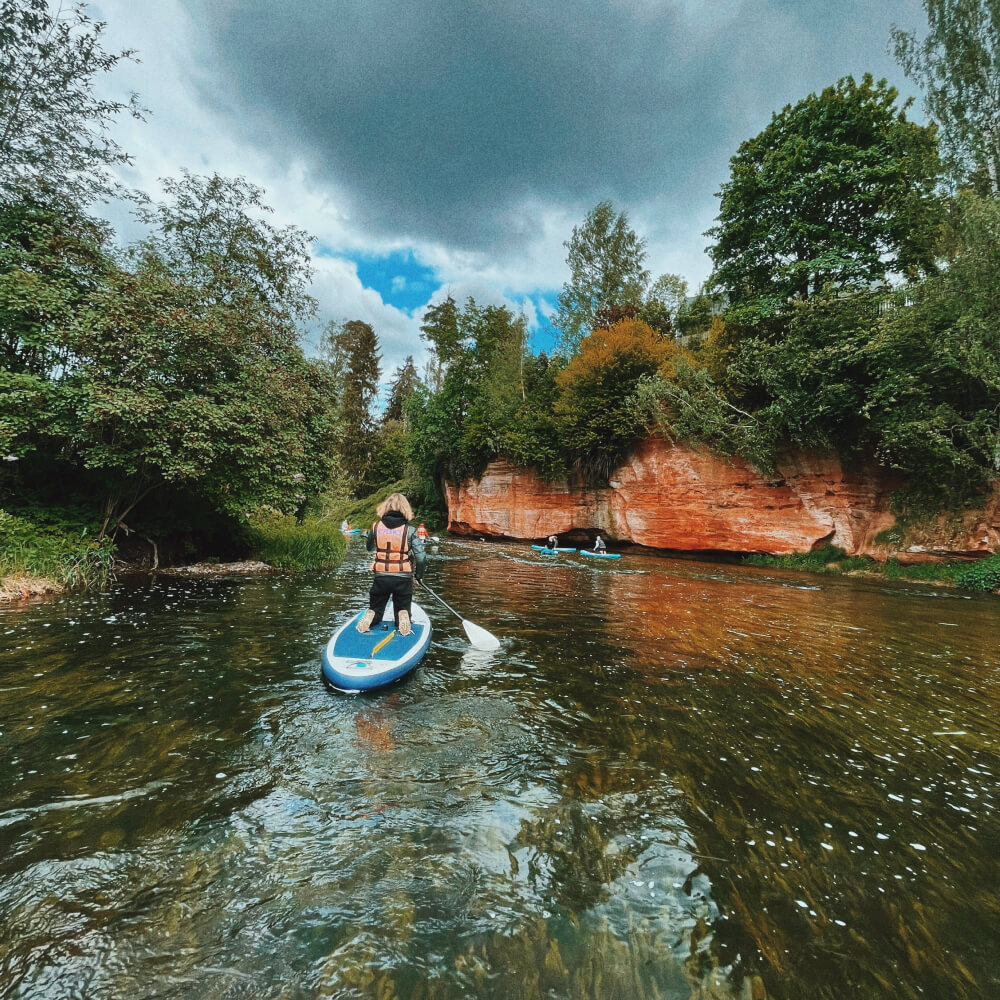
91, 0, 928, 382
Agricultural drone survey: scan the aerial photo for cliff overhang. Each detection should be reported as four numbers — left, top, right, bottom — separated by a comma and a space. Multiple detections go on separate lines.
444, 438, 1000, 560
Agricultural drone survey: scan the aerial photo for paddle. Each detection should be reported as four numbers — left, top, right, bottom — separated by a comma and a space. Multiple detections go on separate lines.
416, 579, 501, 650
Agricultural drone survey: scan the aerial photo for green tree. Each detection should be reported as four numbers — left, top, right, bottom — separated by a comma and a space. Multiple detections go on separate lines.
554, 317, 690, 480
866, 191, 1000, 508
368, 418, 410, 488
460, 301, 527, 464
0, 198, 113, 461
409, 298, 527, 488
328, 319, 381, 488
708, 75, 943, 319
0, 0, 144, 204
419, 295, 462, 390
892, 0, 1000, 196
638, 272, 688, 337
673, 286, 722, 342
646, 273, 688, 322
501, 351, 566, 480
383, 355, 419, 425
135, 171, 316, 321
555, 201, 650, 352
51, 258, 337, 538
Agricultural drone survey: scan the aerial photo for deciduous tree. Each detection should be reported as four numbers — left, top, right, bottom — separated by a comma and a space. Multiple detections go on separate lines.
555, 201, 650, 352
0, 0, 144, 204
554, 317, 690, 480
707, 75, 943, 320
136, 171, 316, 322
892, 0, 1000, 195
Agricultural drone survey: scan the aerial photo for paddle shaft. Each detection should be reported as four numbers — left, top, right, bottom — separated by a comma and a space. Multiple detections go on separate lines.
416, 579, 463, 621
415, 579, 500, 650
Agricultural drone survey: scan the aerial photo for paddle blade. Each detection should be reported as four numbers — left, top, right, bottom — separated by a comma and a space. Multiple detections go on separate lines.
463, 619, 500, 650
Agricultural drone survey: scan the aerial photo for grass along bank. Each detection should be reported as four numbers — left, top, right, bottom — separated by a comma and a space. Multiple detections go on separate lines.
1, 505, 349, 600
0, 507, 116, 600
745, 545, 1000, 593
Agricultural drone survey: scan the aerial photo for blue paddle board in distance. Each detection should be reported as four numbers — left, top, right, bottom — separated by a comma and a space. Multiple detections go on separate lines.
322, 602, 431, 692
531, 545, 577, 554
581, 549, 621, 559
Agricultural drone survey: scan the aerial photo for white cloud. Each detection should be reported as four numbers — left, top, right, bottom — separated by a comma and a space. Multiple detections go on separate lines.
307, 257, 426, 377
88, 0, 926, 366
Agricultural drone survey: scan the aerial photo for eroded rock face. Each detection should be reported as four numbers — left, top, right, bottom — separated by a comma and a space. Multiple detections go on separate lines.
445, 438, 1000, 558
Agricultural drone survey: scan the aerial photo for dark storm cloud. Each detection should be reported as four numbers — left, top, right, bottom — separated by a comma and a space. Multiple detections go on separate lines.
182, 0, 925, 254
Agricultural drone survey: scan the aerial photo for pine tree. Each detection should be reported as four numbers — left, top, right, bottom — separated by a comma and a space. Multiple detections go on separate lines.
328, 320, 381, 488
384, 356, 419, 426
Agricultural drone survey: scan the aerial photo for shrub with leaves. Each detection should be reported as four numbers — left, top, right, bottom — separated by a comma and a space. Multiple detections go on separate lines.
554, 318, 693, 481
954, 553, 1000, 592
245, 512, 346, 572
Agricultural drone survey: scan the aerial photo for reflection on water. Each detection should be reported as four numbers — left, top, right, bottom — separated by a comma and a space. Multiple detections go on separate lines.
2, 538, 999, 999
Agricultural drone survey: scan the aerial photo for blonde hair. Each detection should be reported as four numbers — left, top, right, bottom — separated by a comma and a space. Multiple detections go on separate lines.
377, 492, 414, 521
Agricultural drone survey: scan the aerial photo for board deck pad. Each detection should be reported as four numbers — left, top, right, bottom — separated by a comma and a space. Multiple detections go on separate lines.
333, 610, 427, 662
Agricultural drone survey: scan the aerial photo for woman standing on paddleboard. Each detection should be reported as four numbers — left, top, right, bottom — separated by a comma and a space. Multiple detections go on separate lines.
357, 492, 426, 637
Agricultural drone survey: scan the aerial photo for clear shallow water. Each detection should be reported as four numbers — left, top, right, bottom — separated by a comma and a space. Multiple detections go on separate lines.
1, 537, 999, 999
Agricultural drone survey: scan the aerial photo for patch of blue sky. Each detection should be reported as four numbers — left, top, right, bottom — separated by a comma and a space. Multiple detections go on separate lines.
351, 250, 437, 313
524, 293, 560, 356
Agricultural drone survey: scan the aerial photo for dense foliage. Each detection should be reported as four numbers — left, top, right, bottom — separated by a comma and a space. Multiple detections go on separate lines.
1, 190, 340, 547
554, 318, 691, 480
0, 0, 144, 204
636, 192, 1000, 512
707, 75, 942, 320
892, 0, 1000, 195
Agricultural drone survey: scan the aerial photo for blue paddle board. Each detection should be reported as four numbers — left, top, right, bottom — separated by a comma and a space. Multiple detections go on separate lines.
322, 602, 431, 692
531, 545, 577, 554
581, 549, 620, 559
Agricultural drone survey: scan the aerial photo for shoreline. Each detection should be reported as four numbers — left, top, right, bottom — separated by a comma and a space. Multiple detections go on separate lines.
0, 560, 280, 602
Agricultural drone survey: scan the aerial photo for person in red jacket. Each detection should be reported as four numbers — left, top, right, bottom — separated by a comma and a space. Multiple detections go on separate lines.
356, 492, 426, 637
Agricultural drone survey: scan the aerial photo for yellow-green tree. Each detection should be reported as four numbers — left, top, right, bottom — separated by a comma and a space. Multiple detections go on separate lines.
555, 317, 691, 479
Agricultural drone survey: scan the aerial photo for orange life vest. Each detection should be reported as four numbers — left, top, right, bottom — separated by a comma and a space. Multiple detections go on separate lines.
416, 523, 428, 539
370, 520, 412, 573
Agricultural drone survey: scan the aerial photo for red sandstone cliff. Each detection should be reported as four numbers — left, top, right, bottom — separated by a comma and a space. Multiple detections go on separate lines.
444, 438, 1000, 559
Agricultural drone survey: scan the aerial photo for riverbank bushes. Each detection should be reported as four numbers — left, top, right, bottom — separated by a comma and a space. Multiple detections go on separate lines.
0, 507, 116, 592
744, 546, 1000, 593
953, 553, 1000, 593
244, 514, 346, 572
1, 187, 343, 587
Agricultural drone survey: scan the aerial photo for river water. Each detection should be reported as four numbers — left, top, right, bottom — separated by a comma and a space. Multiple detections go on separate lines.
1, 537, 999, 999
